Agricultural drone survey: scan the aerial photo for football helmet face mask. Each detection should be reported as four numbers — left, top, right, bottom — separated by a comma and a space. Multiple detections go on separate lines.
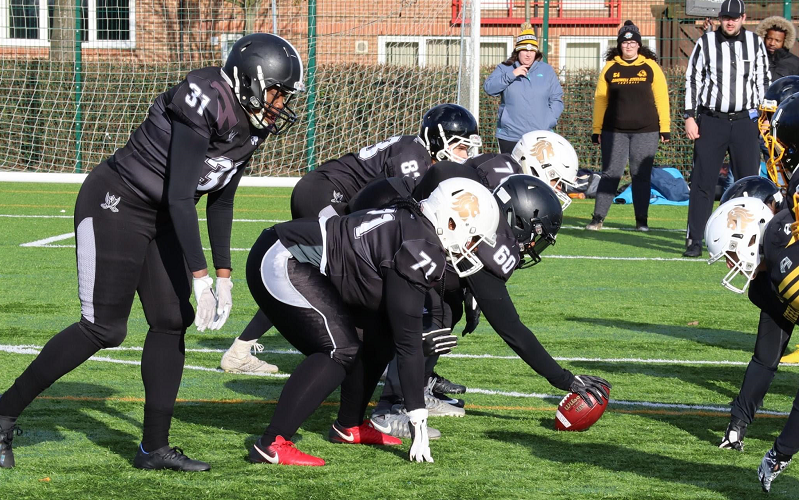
493, 174, 563, 268
420, 104, 482, 164
511, 131, 579, 210
222, 33, 305, 134
420, 178, 500, 278
719, 175, 783, 212
704, 197, 775, 294
771, 93, 799, 181
761, 82, 799, 186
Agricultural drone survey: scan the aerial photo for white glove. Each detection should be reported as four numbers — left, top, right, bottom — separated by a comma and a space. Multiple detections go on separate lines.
193, 275, 216, 332
407, 408, 433, 463
209, 277, 233, 330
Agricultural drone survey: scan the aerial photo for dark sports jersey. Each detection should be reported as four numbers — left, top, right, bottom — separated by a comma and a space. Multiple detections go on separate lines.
315, 135, 432, 202
762, 209, 795, 267
112, 67, 269, 205
274, 207, 446, 311
750, 209, 798, 325
349, 160, 523, 281
463, 153, 524, 191
769, 238, 798, 324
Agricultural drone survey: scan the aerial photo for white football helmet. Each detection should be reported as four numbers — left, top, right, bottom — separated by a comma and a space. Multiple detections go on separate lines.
511, 131, 579, 210
704, 197, 775, 294
420, 178, 500, 277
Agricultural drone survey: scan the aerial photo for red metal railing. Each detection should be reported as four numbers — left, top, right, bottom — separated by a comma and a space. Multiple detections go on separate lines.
451, 0, 622, 26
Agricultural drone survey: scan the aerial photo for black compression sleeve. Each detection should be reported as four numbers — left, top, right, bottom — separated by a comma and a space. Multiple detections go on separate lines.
166, 119, 211, 272
466, 268, 574, 391
384, 269, 427, 411
206, 165, 244, 270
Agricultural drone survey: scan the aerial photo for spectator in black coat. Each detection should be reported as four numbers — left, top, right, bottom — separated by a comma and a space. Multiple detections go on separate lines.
756, 16, 798, 80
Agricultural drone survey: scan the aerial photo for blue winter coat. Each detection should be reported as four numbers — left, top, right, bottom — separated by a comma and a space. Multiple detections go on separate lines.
483, 60, 564, 142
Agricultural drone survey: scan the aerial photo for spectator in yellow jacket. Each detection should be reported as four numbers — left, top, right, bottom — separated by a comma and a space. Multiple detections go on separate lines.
587, 20, 671, 232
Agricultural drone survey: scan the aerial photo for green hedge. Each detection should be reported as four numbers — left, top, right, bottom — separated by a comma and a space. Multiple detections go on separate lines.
0, 60, 695, 177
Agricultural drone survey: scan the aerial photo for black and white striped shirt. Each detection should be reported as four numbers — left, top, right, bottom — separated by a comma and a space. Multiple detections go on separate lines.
684, 28, 771, 115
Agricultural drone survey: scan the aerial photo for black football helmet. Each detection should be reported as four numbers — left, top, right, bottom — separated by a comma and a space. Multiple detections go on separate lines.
720, 175, 783, 211
222, 33, 304, 134
420, 104, 482, 163
772, 93, 799, 175
761, 82, 798, 186
493, 174, 563, 268
788, 168, 798, 229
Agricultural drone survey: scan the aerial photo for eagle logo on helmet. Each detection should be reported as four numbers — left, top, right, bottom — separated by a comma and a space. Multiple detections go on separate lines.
452, 192, 481, 220
726, 207, 755, 232
530, 140, 555, 164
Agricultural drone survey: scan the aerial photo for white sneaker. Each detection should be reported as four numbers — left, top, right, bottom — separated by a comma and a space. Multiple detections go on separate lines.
220, 338, 278, 374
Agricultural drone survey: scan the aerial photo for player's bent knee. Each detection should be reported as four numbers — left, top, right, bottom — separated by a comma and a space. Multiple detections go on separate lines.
79, 318, 127, 348
331, 344, 361, 372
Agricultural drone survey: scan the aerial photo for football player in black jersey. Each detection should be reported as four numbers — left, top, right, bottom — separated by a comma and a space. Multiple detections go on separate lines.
343, 160, 611, 437
712, 97, 799, 455
220, 103, 482, 374
704, 171, 798, 491
244, 178, 499, 465
0, 33, 304, 472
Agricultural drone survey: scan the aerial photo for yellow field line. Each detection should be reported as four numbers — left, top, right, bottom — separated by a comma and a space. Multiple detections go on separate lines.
35, 395, 787, 419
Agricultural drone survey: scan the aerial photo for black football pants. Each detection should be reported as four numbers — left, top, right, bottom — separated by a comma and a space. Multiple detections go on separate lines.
686, 114, 760, 245
0, 161, 194, 451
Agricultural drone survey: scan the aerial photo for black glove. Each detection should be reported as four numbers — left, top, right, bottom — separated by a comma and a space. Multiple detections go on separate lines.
422, 328, 458, 356
660, 132, 671, 142
569, 375, 611, 408
591, 133, 600, 145
462, 289, 480, 336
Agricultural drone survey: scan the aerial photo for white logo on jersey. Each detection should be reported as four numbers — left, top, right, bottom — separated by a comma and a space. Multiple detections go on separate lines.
100, 192, 121, 213
227, 130, 238, 142
331, 190, 344, 204
781, 256, 793, 274
250, 136, 259, 145
785, 223, 793, 236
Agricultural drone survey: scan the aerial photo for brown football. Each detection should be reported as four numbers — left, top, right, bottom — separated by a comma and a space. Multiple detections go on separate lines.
555, 390, 608, 431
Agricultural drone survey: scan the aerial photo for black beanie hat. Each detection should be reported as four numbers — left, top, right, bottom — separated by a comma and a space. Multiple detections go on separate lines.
617, 20, 642, 49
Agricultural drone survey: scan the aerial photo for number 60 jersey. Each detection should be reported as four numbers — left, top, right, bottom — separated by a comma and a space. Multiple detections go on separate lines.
110, 67, 269, 206
274, 207, 447, 312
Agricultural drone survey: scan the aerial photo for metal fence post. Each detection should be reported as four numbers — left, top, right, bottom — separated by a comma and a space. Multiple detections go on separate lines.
74, 0, 83, 173
542, 0, 549, 63
305, 0, 317, 171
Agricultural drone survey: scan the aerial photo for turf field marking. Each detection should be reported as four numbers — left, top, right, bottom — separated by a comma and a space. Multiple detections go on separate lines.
0, 345, 790, 416
5, 345, 796, 368
20, 232, 75, 247
562, 225, 684, 233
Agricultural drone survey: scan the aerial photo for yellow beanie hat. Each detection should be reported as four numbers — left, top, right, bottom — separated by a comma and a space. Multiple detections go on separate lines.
515, 23, 539, 52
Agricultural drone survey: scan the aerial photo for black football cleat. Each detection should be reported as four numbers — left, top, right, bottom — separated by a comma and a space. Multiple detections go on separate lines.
429, 372, 466, 395
0, 416, 21, 469
133, 444, 210, 472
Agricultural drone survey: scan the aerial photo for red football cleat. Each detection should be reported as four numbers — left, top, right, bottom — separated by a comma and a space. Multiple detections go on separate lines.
249, 436, 325, 466
328, 419, 402, 445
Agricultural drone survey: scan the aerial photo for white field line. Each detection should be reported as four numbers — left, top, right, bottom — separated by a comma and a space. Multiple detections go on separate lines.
562, 225, 684, 233
0, 344, 789, 415
5, 344, 796, 368
20, 232, 75, 247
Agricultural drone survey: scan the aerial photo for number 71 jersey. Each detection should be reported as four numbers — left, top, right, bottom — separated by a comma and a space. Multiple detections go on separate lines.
112, 67, 269, 205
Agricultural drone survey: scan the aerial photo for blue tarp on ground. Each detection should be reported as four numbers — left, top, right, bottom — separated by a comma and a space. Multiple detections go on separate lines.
613, 167, 690, 206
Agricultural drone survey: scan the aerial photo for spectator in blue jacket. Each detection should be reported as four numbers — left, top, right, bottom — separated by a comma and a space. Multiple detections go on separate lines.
483, 23, 564, 154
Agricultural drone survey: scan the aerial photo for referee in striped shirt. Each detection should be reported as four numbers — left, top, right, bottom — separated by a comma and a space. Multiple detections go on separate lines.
682, 0, 771, 257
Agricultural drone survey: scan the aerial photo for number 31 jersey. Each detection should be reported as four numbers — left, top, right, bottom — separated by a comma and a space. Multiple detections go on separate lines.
315, 135, 433, 201
275, 208, 446, 311
111, 67, 269, 205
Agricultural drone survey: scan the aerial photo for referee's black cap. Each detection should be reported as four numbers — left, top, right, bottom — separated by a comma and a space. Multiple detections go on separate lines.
719, 0, 745, 18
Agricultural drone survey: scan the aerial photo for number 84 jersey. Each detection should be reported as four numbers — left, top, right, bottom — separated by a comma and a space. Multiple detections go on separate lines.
112, 67, 269, 206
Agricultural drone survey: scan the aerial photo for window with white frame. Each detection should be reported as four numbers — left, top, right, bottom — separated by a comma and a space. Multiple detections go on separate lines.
0, 0, 135, 48
558, 35, 655, 73
378, 36, 514, 68
561, 0, 606, 10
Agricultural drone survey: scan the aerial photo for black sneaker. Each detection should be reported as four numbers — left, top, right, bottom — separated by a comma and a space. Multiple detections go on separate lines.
683, 243, 702, 258
635, 218, 649, 232
429, 372, 466, 395
133, 444, 210, 471
0, 416, 21, 469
